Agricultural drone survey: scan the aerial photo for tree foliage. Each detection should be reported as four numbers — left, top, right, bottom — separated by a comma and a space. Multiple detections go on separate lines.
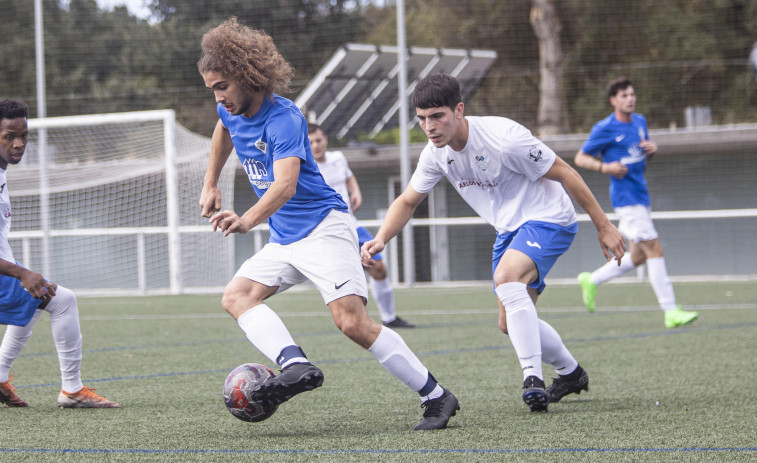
1, 0, 755, 137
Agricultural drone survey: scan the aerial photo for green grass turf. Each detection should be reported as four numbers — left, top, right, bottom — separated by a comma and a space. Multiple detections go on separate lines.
1, 281, 756, 462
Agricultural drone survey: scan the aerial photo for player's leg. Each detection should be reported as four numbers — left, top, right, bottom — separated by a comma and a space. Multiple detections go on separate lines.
301, 211, 458, 430
357, 225, 414, 328
577, 207, 647, 312
44, 286, 119, 408
494, 221, 580, 411
225, 247, 324, 411
0, 309, 42, 407
0, 272, 50, 407
638, 238, 698, 327
494, 250, 549, 411
327, 294, 458, 430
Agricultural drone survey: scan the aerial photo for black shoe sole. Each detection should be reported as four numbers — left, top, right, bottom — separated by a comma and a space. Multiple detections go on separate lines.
523, 388, 549, 412
252, 368, 324, 408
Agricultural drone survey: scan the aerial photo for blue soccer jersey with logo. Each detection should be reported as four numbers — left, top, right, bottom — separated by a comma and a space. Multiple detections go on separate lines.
218, 96, 347, 244
581, 113, 651, 208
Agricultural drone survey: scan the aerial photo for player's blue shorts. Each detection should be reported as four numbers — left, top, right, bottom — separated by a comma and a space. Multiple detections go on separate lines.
491, 220, 578, 294
356, 225, 383, 261
0, 266, 43, 327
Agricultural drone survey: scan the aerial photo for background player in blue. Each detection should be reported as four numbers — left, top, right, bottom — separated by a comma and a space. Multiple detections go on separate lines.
308, 123, 414, 329
362, 73, 627, 411
0, 99, 118, 408
197, 18, 458, 430
574, 77, 698, 328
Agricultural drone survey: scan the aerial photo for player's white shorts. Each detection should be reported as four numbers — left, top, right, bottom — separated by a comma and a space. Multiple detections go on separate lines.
234, 210, 368, 304
615, 204, 659, 243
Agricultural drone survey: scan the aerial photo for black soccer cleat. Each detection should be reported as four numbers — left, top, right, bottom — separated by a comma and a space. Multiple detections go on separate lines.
522, 375, 549, 412
250, 362, 324, 412
546, 365, 589, 403
414, 388, 460, 430
382, 316, 416, 329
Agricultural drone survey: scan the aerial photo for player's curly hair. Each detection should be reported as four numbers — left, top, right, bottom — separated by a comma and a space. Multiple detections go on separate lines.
198, 17, 293, 98
0, 99, 28, 121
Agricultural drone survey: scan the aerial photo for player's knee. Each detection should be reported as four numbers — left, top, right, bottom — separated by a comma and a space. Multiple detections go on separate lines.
368, 262, 387, 280
45, 286, 78, 317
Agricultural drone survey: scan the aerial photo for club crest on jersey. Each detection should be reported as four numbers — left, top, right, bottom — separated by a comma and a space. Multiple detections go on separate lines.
475, 155, 487, 171
528, 146, 543, 162
254, 139, 267, 154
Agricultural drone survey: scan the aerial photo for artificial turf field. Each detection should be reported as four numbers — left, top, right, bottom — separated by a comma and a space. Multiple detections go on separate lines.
1, 280, 756, 462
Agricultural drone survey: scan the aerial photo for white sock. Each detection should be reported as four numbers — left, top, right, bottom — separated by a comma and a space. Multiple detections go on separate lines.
647, 257, 678, 311
496, 282, 542, 381
369, 278, 396, 323
420, 384, 444, 402
538, 319, 578, 376
368, 327, 429, 392
237, 305, 302, 365
45, 286, 83, 393
592, 253, 635, 285
0, 310, 42, 383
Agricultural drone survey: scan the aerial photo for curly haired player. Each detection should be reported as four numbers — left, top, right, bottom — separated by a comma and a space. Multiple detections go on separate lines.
197, 18, 458, 430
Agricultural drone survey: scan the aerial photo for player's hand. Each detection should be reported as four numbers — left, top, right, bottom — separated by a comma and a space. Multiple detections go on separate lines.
604, 161, 628, 179
209, 210, 251, 236
360, 239, 385, 267
19, 269, 56, 302
598, 223, 626, 265
350, 191, 363, 212
639, 139, 657, 155
200, 185, 222, 218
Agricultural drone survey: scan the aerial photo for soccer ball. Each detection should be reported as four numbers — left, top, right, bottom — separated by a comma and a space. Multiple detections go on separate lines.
223, 363, 277, 422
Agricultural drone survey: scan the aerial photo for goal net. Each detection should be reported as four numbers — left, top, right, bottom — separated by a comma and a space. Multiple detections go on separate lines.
9, 110, 236, 295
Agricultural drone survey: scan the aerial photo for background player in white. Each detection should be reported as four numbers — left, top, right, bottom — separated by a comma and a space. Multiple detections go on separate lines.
574, 77, 699, 328
0, 98, 119, 408
307, 123, 414, 329
361, 73, 626, 411
197, 18, 458, 430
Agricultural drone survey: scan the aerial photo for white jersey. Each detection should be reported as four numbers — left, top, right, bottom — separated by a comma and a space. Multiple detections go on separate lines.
410, 116, 577, 234
0, 169, 14, 262
316, 151, 358, 222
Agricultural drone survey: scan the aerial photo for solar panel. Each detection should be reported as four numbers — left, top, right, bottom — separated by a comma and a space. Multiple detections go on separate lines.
295, 44, 497, 140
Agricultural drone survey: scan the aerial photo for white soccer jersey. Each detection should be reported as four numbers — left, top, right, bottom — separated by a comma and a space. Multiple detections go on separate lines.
410, 116, 577, 234
317, 151, 357, 219
0, 169, 14, 262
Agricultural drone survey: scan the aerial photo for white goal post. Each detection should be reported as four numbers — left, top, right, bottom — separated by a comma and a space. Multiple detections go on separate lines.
10, 110, 236, 295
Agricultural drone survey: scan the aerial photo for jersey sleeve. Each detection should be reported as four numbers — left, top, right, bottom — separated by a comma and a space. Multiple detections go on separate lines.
267, 109, 308, 162
410, 145, 444, 194
499, 123, 556, 182
581, 123, 612, 157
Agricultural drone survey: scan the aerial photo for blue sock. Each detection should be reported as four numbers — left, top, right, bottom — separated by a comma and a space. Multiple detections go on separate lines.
277, 345, 308, 368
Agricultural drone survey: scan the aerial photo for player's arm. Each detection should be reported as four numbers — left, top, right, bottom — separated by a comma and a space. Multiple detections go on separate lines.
0, 258, 55, 300
200, 119, 234, 218
345, 174, 363, 211
544, 157, 626, 263
575, 149, 627, 179
361, 185, 427, 266
211, 156, 300, 236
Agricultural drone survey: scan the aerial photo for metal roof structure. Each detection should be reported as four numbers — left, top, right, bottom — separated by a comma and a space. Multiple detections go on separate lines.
294, 44, 497, 140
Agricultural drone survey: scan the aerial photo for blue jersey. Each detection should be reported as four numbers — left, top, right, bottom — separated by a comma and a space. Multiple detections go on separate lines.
581, 113, 651, 208
218, 96, 347, 244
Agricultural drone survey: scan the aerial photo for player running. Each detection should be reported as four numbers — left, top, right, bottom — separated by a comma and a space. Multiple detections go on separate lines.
574, 77, 698, 328
307, 123, 414, 329
197, 18, 458, 430
361, 73, 626, 410
0, 98, 119, 409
